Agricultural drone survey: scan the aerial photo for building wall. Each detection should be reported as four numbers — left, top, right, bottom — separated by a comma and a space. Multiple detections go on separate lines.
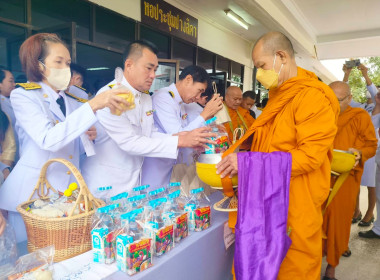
89, 0, 255, 91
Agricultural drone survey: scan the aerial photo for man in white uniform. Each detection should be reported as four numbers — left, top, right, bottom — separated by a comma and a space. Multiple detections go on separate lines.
81, 41, 215, 196
359, 90, 380, 238
141, 66, 223, 189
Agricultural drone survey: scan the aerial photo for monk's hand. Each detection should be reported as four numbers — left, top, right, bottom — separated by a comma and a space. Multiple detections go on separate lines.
348, 148, 362, 168
177, 127, 217, 149
86, 126, 97, 141
201, 93, 224, 120
216, 154, 238, 178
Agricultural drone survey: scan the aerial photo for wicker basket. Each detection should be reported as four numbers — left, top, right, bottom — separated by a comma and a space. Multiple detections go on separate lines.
17, 158, 105, 262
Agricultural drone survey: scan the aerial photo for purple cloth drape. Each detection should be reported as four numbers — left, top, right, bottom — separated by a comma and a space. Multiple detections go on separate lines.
234, 152, 292, 280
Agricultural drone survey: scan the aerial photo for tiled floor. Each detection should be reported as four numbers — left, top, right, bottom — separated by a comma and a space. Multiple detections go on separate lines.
321, 187, 380, 280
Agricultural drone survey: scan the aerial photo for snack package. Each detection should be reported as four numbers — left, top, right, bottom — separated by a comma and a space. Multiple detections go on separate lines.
185, 187, 211, 232
118, 211, 153, 275
5, 245, 54, 280
132, 185, 150, 196
91, 206, 124, 264
95, 186, 113, 204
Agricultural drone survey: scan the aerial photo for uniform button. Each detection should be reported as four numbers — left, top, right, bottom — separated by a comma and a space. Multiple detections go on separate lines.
141, 118, 143, 123
56, 120, 59, 124
67, 171, 71, 175
43, 94, 48, 98
69, 155, 73, 159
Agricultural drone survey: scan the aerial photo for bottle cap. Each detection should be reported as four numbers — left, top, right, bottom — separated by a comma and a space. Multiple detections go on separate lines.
64, 189, 73, 197
68, 182, 78, 191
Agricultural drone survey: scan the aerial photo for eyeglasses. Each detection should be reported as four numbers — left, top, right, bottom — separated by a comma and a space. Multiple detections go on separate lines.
337, 95, 351, 102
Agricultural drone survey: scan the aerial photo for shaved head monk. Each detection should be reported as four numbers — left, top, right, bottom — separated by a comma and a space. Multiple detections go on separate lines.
224, 86, 255, 150
217, 31, 340, 279
322, 81, 377, 280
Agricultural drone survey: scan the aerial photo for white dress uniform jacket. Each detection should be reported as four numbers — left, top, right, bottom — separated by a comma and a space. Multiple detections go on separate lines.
81, 76, 178, 197
0, 82, 97, 213
141, 83, 205, 189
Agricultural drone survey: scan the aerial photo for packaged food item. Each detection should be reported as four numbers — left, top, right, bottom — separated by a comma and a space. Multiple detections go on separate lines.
113, 67, 136, 116
68, 182, 80, 199
185, 187, 211, 232
0, 221, 17, 277
132, 185, 150, 195
95, 186, 113, 204
91, 206, 124, 264
118, 211, 153, 275
166, 182, 181, 195
204, 117, 217, 154
5, 246, 54, 280
204, 116, 230, 154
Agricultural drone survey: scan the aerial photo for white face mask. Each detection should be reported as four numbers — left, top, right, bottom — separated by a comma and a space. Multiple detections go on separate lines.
40, 61, 71, 91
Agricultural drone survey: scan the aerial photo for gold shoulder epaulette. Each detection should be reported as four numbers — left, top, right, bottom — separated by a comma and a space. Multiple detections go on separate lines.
168, 91, 175, 98
109, 84, 115, 89
16, 82, 41, 90
73, 84, 88, 92
65, 91, 88, 103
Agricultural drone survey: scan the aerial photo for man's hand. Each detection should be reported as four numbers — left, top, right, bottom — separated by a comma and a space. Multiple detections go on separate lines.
177, 127, 217, 148
357, 64, 368, 76
348, 148, 362, 168
2, 168, 10, 180
342, 64, 352, 82
216, 153, 238, 178
88, 88, 130, 114
200, 94, 223, 120
86, 126, 97, 141
0, 211, 6, 236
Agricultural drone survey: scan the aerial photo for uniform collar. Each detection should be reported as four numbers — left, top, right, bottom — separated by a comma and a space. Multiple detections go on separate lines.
39, 82, 65, 101
168, 83, 183, 105
121, 75, 142, 98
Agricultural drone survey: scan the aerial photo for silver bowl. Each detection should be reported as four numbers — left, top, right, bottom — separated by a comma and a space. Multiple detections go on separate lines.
196, 153, 222, 164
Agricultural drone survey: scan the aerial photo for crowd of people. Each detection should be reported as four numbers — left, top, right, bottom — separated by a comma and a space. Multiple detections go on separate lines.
0, 30, 378, 280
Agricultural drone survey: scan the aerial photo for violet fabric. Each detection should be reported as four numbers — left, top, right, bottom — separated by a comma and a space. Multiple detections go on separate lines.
234, 151, 292, 280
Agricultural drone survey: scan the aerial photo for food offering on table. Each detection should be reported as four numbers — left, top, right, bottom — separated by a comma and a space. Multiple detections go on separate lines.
90, 184, 211, 275
25, 182, 88, 218
184, 187, 211, 232
204, 117, 231, 154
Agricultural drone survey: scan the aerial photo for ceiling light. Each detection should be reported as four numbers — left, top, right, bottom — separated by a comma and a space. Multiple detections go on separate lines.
87, 67, 110, 71
224, 9, 249, 30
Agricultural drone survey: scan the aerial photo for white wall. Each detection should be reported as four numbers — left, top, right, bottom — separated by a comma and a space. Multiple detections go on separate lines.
89, 0, 255, 91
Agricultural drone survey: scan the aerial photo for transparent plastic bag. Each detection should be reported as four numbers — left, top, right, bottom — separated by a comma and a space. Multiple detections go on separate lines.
5, 245, 54, 280
0, 221, 18, 277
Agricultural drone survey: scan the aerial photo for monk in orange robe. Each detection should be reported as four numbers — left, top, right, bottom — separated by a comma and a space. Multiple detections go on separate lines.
217, 31, 340, 280
322, 81, 377, 280
223, 86, 255, 150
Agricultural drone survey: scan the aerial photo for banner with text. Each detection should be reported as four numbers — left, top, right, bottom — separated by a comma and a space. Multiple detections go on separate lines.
141, 0, 198, 45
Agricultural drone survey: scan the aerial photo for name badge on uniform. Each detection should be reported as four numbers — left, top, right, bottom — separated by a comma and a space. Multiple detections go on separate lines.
182, 113, 188, 120
146, 109, 155, 116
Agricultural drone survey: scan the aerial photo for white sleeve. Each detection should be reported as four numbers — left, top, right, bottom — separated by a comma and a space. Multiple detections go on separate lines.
372, 114, 380, 128
367, 83, 378, 103
96, 108, 178, 159
11, 88, 97, 152
153, 94, 204, 134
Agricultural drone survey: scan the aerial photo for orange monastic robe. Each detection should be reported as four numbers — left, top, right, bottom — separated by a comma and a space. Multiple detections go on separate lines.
223, 106, 255, 150
227, 67, 340, 280
322, 106, 377, 267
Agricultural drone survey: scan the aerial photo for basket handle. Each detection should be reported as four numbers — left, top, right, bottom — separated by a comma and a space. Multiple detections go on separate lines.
28, 158, 102, 217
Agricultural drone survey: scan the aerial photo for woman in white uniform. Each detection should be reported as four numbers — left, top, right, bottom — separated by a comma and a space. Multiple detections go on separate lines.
0, 33, 129, 242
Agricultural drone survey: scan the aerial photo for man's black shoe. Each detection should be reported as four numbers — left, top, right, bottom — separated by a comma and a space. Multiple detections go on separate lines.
358, 229, 380, 239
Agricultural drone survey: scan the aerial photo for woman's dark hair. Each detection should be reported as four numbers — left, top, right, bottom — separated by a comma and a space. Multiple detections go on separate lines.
19, 33, 66, 82
0, 68, 6, 83
0, 109, 9, 142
